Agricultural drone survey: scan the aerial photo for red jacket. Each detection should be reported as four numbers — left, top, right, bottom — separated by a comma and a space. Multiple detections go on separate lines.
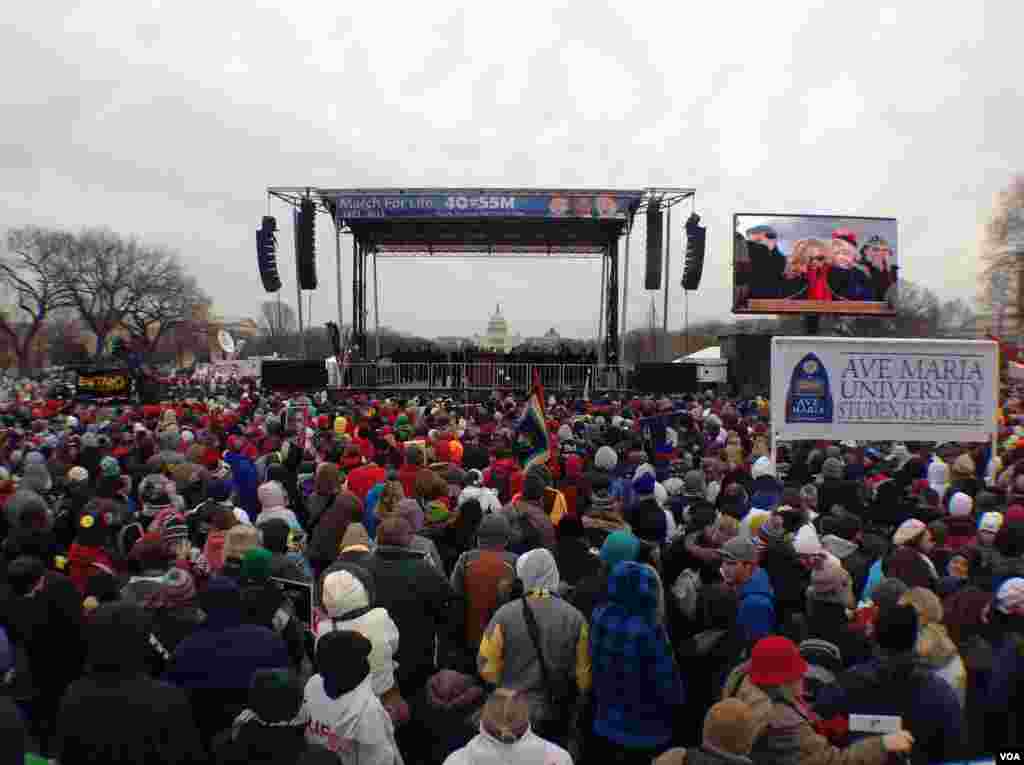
397, 464, 423, 499
482, 459, 524, 501
347, 463, 386, 504
806, 264, 832, 300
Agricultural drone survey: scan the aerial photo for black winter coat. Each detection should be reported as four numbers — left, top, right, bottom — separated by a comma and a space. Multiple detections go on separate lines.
214, 721, 318, 765
57, 672, 205, 765
364, 545, 459, 693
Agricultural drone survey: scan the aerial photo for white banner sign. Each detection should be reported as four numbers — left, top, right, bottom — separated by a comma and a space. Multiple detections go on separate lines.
771, 337, 998, 443
194, 359, 262, 381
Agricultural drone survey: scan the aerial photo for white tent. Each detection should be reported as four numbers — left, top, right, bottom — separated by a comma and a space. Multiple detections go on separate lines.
672, 346, 726, 365
673, 345, 728, 383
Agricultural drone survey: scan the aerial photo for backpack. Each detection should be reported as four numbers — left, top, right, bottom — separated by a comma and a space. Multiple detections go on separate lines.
670, 568, 703, 621
487, 467, 513, 505
508, 503, 543, 555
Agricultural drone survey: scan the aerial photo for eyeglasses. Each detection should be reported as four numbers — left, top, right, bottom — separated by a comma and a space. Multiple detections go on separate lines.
764, 232, 778, 240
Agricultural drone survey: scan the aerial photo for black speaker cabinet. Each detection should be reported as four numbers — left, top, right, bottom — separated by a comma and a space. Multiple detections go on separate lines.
261, 359, 328, 391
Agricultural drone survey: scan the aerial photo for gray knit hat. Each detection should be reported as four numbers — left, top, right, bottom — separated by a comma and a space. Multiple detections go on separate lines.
822, 457, 844, 481
594, 446, 618, 471
684, 470, 707, 495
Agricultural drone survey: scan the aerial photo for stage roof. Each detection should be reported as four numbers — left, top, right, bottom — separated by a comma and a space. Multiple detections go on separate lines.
267, 187, 695, 257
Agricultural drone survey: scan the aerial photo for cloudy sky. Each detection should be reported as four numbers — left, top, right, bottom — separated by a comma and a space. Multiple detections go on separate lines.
2, 1, 1022, 341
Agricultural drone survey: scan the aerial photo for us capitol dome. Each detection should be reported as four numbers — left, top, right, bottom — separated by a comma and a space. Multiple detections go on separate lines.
474, 304, 521, 353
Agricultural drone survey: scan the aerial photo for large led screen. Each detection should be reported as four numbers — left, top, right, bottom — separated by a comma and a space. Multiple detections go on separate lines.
733, 214, 898, 315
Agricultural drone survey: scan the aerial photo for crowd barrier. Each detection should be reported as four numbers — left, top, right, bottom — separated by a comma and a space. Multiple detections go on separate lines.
335, 362, 626, 391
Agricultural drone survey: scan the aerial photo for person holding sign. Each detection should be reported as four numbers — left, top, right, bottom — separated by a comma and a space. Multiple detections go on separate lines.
723, 635, 915, 765
815, 604, 964, 765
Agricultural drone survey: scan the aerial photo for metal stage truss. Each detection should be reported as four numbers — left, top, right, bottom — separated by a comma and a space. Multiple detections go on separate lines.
265, 186, 696, 371
335, 361, 622, 392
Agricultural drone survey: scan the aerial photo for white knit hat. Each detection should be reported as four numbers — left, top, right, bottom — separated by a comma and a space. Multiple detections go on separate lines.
793, 524, 823, 556
751, 457, 776, 480
322, 570, 369, 617
948, 492, 973, 518
595, 446, 618, 471
927, 461, 948, 494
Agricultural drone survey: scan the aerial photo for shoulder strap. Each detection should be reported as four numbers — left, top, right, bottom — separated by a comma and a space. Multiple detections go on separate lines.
520, 597, 555, 702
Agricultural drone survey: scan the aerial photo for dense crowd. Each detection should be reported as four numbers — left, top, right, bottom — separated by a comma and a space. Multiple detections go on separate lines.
0, 384, 1021, 765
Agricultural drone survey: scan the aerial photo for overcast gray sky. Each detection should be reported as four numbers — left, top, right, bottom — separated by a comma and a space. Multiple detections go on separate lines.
2, 1, 1021, 340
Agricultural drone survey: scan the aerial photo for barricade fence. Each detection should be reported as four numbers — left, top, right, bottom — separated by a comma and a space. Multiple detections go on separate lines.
334, 362, 626, 391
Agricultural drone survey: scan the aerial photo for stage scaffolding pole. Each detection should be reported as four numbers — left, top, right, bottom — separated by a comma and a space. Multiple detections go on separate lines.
662, 202, 672, 361
597, 253, 607, 364
620, 223, 632, 365
335, 223, 343, 337
294, 208, 306, 360
373, 249, 381, 360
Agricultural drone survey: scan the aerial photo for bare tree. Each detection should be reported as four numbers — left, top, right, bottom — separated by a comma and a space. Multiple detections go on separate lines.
260, 299, 296, 336
55, 228, 144, 359
0, 227, 74, 374
120, 252, 211, 359
979, 175, 1024, 328
55, 229, 208, 361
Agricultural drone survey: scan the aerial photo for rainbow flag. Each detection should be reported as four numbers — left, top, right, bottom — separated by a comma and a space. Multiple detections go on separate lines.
518, 369, 550, 471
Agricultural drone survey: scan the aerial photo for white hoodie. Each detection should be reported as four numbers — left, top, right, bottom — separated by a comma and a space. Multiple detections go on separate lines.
304, 674, 404, 765
316, 610, 400, 697
458, 485, 503, 515
442, 725, 572, 765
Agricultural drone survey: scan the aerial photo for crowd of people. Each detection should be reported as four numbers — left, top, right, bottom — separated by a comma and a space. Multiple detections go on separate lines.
0, 383, 1021, 765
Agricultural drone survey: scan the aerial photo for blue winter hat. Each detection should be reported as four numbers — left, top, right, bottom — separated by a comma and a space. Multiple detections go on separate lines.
632, 472, 656, 496
600, 530, 641, 570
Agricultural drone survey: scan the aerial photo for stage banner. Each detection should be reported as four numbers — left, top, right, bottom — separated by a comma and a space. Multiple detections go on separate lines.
76, 369, 133, 399
771, 337, 998, 443
329, 190, 644, 221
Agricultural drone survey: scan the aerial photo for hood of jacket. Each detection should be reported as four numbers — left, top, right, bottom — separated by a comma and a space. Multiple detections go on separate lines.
740, 567, 775, 603
460, 726, 555, 765
820, 534, 859, 560
607, 560, 661, 618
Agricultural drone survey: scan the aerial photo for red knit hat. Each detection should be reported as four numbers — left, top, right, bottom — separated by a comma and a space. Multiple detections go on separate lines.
1007, 505, 1024, 524
749, 636, 807, 686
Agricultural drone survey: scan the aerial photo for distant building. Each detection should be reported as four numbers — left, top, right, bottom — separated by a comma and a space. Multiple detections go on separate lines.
435, 336, 468, 351
520, 327, 562, 351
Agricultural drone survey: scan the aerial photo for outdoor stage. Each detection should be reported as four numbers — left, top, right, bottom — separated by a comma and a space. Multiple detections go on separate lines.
265, 186, 697, 369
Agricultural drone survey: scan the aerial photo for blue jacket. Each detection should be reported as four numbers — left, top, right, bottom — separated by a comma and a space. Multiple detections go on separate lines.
164, 577, 290, 743
591, 562, 684, 749
224, 452, 260, 519
737, 568, 776, 644
165, 607, 289, 692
